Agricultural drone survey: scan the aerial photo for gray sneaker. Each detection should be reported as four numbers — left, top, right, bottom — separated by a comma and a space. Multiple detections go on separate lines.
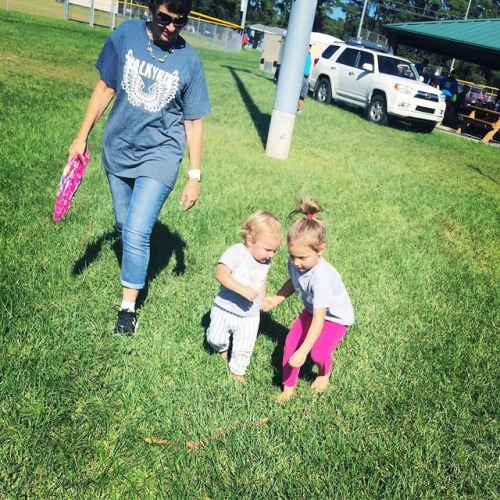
114, 309, 138, 336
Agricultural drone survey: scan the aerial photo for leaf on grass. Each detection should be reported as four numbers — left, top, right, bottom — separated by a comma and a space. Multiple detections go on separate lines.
144, 437, 170, 445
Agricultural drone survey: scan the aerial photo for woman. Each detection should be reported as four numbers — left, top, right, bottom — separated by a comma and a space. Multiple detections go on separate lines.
68, 0, 211, 335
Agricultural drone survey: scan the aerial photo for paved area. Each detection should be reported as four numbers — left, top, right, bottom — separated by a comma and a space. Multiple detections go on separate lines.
436, 123, 500, 146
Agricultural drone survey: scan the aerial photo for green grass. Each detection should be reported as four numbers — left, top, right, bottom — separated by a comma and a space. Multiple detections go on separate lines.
1, 10, 499, 498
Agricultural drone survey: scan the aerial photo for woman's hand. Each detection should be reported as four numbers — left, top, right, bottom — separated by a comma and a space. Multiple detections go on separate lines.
67, 137, 87, 163
179, 178, 199, 211
67, 79, 115, 164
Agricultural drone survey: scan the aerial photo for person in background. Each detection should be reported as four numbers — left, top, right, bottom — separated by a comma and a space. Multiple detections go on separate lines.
67, 0, 211, 335
262, 198, 354, 402
297, 43, 312, 115
242, 32, 249, 50
206, 211, 282, 383
455, 84, 471, 129
456, 84, 470, 111
439, 70, 459, 126
414, 58, 429, 76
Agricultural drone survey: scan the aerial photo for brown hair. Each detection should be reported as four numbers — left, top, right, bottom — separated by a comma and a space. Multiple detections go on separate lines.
287, 198, 326, 252
148, 0, 191, 15
241, 211, 282, 244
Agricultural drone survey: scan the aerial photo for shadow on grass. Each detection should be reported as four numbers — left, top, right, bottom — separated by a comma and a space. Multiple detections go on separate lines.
221, 65, 271, 147
199, 309, 316, 387
260, 312, 315, 387
72, 229, 116, 275
468, 163, 499, 184
73, 221, 186, 307
200, 309, 213, 353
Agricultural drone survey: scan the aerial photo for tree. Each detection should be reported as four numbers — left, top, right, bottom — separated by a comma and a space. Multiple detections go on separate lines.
275, 0, 342, 29
192, 0, 242, 25
246, 0, 278, 26
191, 0, 278, 26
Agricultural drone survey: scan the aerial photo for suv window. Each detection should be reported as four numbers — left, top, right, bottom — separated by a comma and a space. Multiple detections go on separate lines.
357, 51, 374, 69
378, 55, 399, 75
336, 48, 359, 68
321, 44, 342, 60
378, 55, 418, 80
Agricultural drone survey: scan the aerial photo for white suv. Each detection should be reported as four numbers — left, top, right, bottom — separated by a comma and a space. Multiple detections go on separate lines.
309, 43, 446, 132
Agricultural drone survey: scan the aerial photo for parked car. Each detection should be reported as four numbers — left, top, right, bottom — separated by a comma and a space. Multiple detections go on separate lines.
309, 43, 447, 132
202, 27, 215, 37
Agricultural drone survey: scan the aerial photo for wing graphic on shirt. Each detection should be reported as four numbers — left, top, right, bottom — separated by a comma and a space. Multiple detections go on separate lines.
122, 51, 179, 112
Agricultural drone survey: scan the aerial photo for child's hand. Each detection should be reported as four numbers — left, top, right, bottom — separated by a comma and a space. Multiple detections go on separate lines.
261, 295, 281, 311
240, 286, 259, 302
288, 350, 307, 368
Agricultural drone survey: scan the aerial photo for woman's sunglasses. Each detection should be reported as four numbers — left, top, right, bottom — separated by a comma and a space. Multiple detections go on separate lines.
154, 11, 188, 28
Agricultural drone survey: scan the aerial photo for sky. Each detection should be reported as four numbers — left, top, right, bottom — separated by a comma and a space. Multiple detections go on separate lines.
331, 4, 347, 20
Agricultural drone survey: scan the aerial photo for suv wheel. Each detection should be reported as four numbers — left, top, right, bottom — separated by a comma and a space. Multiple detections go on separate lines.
314, 78, 332, 104
366, 95, 388, 125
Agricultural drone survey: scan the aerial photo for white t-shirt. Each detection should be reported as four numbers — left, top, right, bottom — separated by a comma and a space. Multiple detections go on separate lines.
288, 257, 354, 326
214, 243, 271, 317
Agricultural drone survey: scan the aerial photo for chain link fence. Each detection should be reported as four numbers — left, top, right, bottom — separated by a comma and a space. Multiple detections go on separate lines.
1, 0, 243, 52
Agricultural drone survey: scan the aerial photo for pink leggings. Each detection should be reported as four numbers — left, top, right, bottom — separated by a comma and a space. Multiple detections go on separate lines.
282, 309, 347, 387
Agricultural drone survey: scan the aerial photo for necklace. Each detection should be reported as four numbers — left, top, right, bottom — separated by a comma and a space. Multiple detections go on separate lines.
147, 28, 173, 63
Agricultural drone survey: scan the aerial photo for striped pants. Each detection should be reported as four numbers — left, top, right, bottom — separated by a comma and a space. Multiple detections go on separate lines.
206, 305, 260, 376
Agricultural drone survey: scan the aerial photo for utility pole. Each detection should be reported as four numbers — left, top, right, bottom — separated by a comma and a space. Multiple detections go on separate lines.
356, 0, 370, 39
265, 0, 317, 160
240, 0, 249, 29
450, 0, 473, 72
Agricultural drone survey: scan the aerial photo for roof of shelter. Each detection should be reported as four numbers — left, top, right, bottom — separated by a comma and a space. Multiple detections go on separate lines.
249, 24, 286, 36
383, 18, 500, 69
310, 32, 344, 45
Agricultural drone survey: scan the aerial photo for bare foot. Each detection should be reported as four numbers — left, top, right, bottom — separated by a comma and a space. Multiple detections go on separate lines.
220, 350, 228, 360
311, 374, 330, 393
230, 371, 245, 384
276, 386, 295, 402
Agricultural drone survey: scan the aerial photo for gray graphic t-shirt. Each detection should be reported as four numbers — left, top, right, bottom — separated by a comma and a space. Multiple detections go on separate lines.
96, 20, 211, 188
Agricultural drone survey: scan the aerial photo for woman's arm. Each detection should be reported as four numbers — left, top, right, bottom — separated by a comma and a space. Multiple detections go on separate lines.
180, 117, 204, 211
288, 307, 327, 368
261, 278, 295, 311
68, 79, 115, 158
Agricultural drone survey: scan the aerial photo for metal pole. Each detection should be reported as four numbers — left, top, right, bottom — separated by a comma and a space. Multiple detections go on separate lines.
450, 0, 472, 72
110, 0, 116, 30
265, 0, 317, 160
240, 0, 249, 29
64, 0, 69, 21
90, 0, 95, 27
356, 0, 369, 39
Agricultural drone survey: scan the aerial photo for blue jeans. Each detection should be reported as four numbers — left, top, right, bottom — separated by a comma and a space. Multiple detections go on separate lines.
107, 174, 172, 289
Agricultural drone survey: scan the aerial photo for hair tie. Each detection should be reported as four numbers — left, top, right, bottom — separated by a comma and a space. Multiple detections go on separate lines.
306, 213, 314, 220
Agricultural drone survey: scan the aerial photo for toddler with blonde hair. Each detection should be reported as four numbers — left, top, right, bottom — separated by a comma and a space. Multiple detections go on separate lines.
207, 211, 282, 382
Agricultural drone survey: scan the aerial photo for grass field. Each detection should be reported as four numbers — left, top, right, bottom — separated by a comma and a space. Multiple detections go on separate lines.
1, 10, 499, 498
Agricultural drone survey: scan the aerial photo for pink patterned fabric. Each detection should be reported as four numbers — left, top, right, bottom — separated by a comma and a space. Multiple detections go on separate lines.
53, 149, 90, 221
